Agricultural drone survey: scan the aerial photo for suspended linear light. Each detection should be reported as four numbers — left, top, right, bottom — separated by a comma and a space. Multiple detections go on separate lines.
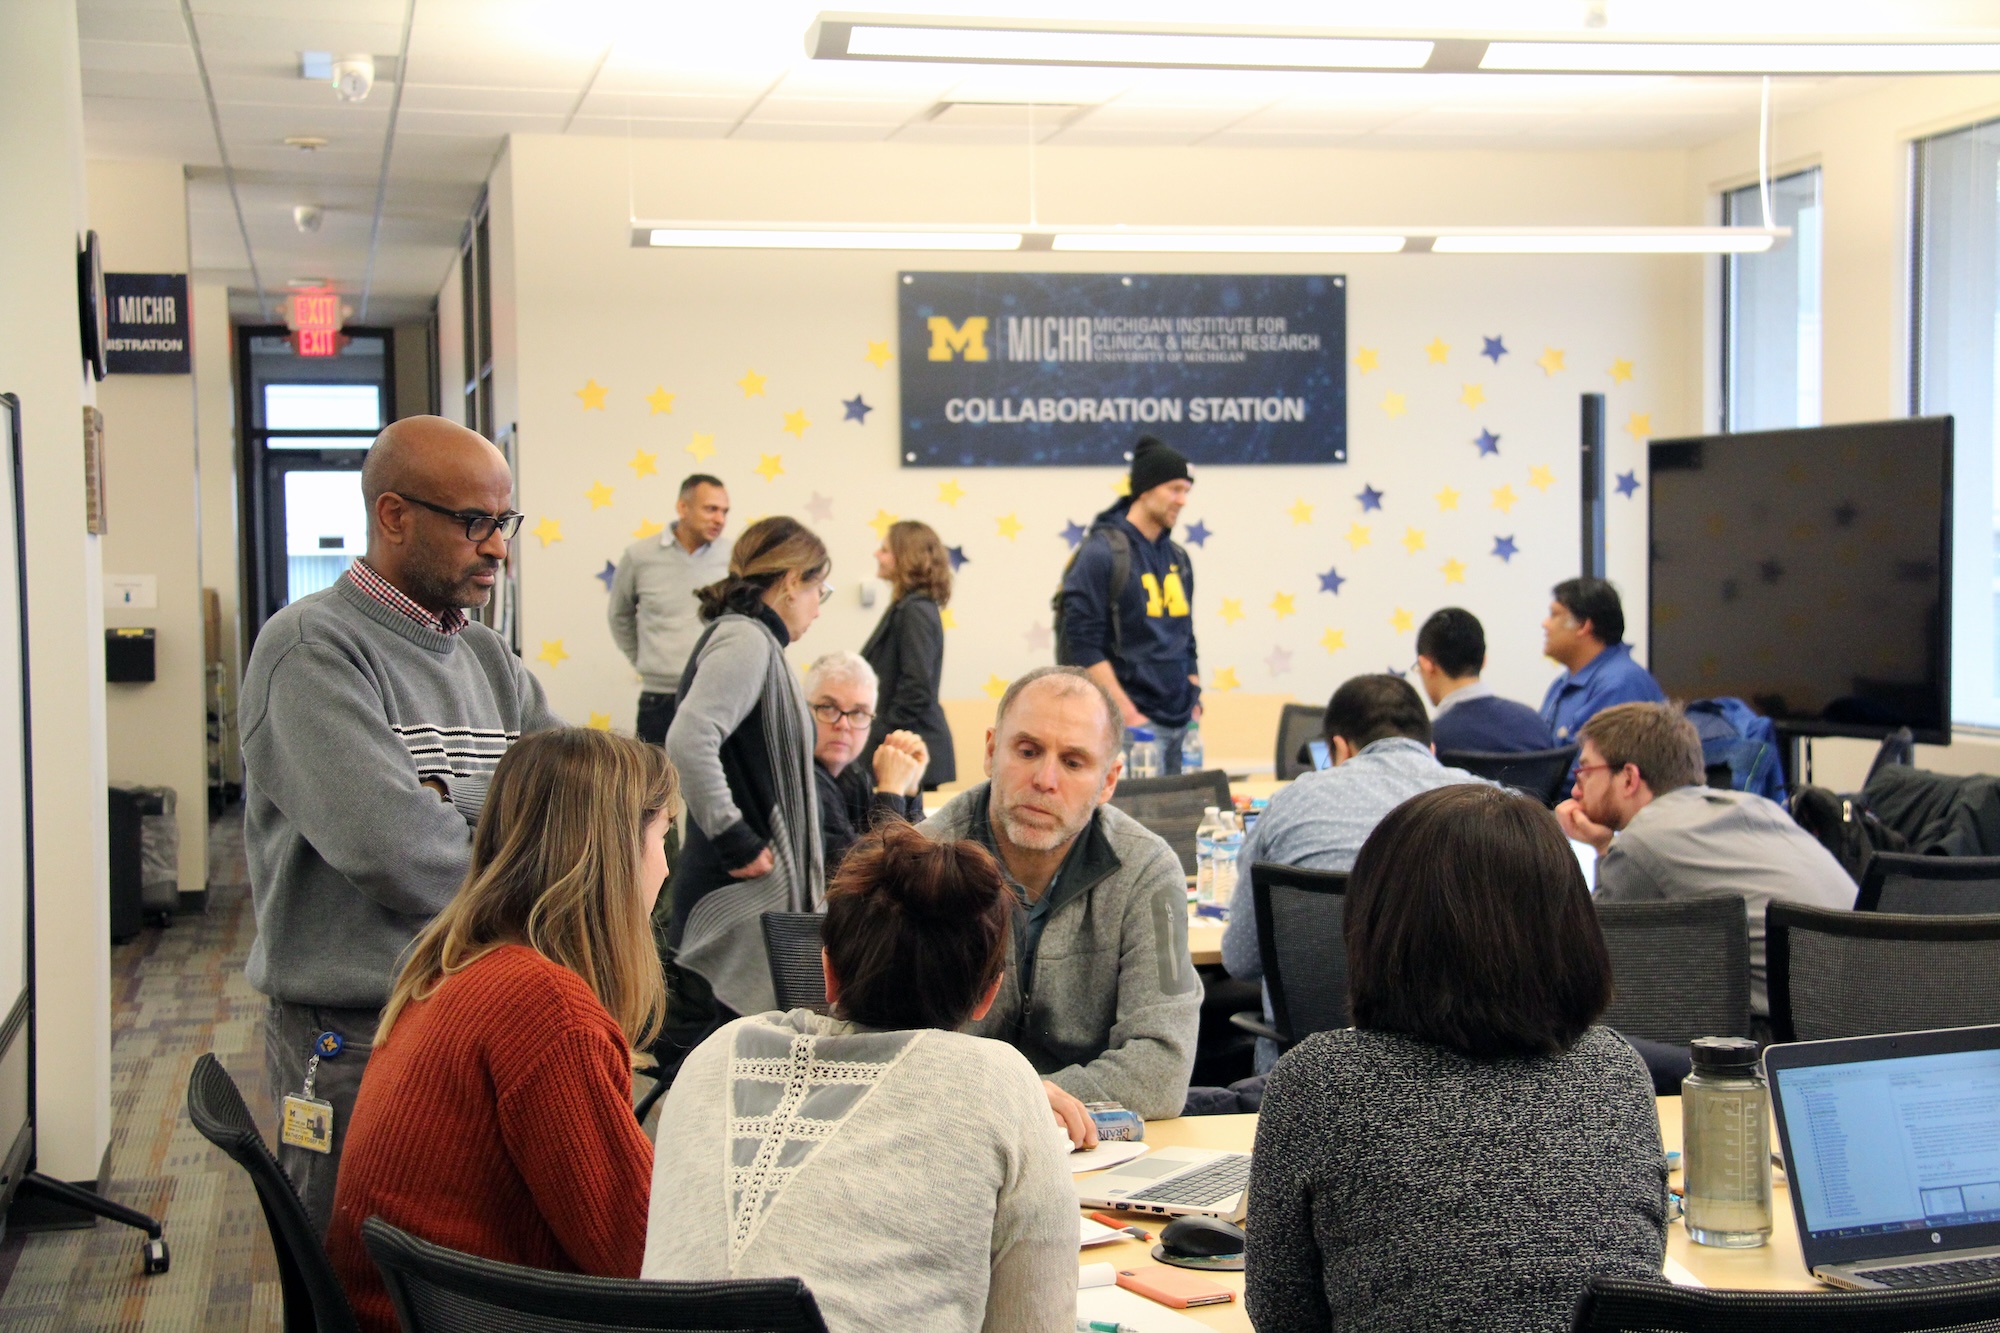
809, 18, 1433, 71
634, 224, 1785, 255
1051, 232, 1406, 253
644, 227, 1024, 251
1481, 41, 2000, 75
1429, 228, 1785, 254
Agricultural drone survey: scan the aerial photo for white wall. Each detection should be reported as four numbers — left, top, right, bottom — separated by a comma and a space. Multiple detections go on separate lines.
193, 280, 243, 787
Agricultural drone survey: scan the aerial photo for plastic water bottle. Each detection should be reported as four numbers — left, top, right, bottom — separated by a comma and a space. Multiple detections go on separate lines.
1212, 812, 1244, 907
1194, 805, 1224, 903
1682, 1037, 1773, 1248
1181, 719, 1204, 772
1128, 728, 1162, 780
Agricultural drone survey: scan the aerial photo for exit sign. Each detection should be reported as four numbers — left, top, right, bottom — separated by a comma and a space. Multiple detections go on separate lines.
287, 287, 346, 358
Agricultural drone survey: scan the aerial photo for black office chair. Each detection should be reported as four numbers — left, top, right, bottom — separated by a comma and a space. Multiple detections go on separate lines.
186, 1053, 361, 1333
1571, 1272, 2000, 1332
1227, 862, 1349, 1050
1273, 704, 1325, 781
1596, 897, 1752, 1044
362, 1217, 831, 1333
1435, 744, 1580, 807
1767, 903, 2000, 1042
760, 911, 830, 1014
1856, 851, 2000, 913
1109, 768, 1233, 874
1865, 725, 1917, 784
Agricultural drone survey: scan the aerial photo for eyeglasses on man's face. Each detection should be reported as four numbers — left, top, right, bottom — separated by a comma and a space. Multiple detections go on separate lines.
394, 493, 525, 543
811, 701, 874, 729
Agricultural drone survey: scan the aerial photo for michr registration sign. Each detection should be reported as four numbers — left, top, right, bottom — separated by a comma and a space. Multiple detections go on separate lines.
897, 271, 1346, 468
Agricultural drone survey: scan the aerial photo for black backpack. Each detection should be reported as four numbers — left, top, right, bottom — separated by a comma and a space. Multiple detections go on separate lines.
1788, 784, 1908, 886
1052, 524, 1131, 666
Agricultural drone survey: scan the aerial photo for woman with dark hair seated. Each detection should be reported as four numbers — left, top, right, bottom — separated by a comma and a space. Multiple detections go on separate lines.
1246, 783, 1667, 1333
642, 821, 1075, 1332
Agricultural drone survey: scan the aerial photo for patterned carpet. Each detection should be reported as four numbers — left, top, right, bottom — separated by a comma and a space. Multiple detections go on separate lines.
0, 809, 284, 1331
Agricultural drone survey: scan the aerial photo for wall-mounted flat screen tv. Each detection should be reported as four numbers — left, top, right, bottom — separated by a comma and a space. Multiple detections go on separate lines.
1648, 417, 1953, 745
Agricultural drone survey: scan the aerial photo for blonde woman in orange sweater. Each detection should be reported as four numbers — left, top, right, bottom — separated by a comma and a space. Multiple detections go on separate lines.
327, 728, 673, 1332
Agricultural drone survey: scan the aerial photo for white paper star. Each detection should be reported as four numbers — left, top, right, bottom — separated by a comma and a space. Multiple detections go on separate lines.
1024, 622, 1052, 652
1265, 645, 1294, 676
804, 492, 834, 524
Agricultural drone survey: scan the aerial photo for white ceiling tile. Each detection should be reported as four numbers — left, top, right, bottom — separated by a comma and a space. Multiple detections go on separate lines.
394, 109, 569, 137
746, 97, 932, 126
564, 115, 737, 139
80, 39, 195, 73
78, 8, 189, 44
575, 90, 764, 121
399, 84, 578, 115
1067, 103, 1258, 133
889, 120, 1065, 145
729, 121, 900, 142
83, 66, 205, 101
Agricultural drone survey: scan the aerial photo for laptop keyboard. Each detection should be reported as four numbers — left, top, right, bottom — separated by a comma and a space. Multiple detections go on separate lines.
1123, 1154, 1253, 1207
1861, 1256, 2000, 1288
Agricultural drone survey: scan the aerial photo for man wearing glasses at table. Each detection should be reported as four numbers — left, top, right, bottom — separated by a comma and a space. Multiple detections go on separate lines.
803, 650, 927, 873
239, 415, 560, 1236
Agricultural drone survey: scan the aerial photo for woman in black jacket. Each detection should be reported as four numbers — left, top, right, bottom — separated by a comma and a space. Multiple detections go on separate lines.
860, 520, 955, 789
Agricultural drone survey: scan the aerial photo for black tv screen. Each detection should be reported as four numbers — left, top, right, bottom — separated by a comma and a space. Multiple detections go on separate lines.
1648, 417, 1953, 744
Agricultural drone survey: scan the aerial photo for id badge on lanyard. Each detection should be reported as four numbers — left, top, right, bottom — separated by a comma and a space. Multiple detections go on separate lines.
280, 1030, 344, 1154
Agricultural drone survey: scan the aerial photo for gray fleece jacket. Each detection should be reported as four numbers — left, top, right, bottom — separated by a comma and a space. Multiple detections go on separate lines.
921, 786, 1201, 1119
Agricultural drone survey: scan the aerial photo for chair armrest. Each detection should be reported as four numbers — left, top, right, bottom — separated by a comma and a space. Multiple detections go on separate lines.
1228, 1011, 1282, 1044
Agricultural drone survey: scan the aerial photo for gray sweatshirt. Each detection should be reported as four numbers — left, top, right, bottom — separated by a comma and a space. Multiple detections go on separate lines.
644, 1010, 1077, 1333
607, 525, 732, 693
240, 577, 560, 1008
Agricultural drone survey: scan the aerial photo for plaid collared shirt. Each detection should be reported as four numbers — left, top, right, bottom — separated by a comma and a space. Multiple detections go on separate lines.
345, 558, 468, 636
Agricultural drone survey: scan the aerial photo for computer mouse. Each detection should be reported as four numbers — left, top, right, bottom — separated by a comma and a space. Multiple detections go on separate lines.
1160, 1214, 1247, 1259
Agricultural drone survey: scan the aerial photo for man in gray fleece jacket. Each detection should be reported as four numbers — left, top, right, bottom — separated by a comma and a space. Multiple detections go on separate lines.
921, 667, 1201, 1129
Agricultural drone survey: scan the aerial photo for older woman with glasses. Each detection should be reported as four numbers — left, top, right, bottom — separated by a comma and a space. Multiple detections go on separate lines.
806, 652, 927, 873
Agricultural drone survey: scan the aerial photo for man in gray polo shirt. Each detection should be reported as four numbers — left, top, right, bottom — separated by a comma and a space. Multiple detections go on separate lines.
608, 473, 732, 744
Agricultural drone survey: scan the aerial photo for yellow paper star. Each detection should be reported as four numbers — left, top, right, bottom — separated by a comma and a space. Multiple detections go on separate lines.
1426, 337, 1450, 364
1381, 391, 1407, 418
754, 453, 784, 482
782, 409, 811, 438
1211, 667, 1240, 693
686, 432, 716, 462
1287, 497, 1314, 525
575, 379, 607, 410
865, 340, 893, 369
1271, 591, 1296, 620
738, 368, 766, 398
1625, 411, 1652, 440
585, 481, 614, 510
536, 639, 569, 667
1320, 627, 1347, 653
1460, 383, 1485, 409
1111, 476, 1131, 497
1537, 347, 1566, 376
1402, 526, 1427, 554
940, 607, 958, 630
1609, 358, 1635, 384
645, 386, 675, 415
1355, 347, 1380, 374
982, 673, 1009, 700
1219, 598, 1245, 625
1528, 465, 1556, 492
937, 478, 965, 507
587, 711, 612, 730
1442, 557, 1467, 584
1390, 608, 1414, 633
996, 513, 1024, 540
868, 508, 898, 540
632, 517, 664, 539
1492, 484, 1519, 513
1346, 522, 1372, 549
628, 448, 658, 478
531, 517, 562, 547
1435, 485, 1460, 511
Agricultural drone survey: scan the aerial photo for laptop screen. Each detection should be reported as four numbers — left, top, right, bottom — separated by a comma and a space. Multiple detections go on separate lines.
1774, 1046, 2000, 1241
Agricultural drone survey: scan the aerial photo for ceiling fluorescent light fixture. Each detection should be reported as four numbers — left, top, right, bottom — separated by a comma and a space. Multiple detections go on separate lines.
1053, 232, 1405, 254
811, 17, 1431, 71
1430, 228, 1785, 254
634, 225, 1781, 255
1482, 41, 2000, 74
644, 226, 1024, 251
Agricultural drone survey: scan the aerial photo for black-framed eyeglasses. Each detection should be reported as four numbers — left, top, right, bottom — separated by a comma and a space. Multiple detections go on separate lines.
811, 702, 875, 729
394, 493, 525, 542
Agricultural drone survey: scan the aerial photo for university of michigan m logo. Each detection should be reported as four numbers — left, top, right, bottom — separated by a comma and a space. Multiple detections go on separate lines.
926, 316, 990, 362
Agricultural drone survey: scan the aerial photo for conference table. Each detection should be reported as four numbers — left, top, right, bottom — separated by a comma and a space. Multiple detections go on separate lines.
1084, 1097, 1813, 1332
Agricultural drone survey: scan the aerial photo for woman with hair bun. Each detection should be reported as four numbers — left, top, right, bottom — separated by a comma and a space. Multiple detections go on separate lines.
643, 821, 1076, 1333
860, 519, 955, 790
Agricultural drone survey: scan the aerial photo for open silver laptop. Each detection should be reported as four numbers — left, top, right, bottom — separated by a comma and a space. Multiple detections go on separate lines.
1766, 1023, 2000, 1289
1074, 1146, 1251, 1222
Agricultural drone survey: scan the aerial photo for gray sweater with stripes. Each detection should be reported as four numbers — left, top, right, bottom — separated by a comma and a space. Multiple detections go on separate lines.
240, 576, 559, 1008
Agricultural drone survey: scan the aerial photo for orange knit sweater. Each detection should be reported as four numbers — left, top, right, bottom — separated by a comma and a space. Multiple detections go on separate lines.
326, 945, 654, 1333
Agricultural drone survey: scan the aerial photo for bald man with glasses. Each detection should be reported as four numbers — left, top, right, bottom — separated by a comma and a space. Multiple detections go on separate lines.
239, 415, 560, 1235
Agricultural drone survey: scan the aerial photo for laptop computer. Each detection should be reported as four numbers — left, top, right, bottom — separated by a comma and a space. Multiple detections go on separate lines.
1074, 1146, 1252, 1222
1765, 1022, 2000, 1289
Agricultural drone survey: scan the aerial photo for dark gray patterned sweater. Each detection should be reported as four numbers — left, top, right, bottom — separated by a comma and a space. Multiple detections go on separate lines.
1246, 1025, 1667, 1333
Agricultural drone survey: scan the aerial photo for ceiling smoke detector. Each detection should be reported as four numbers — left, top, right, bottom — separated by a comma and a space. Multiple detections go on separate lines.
293, 206, 324, 234
284, 136, 329, 151
331, 54, 375, 102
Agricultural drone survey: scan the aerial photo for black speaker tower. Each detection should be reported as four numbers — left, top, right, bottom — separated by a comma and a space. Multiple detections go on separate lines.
1580, 393, 1606, 579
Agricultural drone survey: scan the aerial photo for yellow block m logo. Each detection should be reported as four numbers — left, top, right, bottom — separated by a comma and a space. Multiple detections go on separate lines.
927, 316, 990, 362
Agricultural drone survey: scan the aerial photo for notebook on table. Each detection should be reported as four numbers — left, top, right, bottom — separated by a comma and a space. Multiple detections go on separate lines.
1074, 1145, 1252, 1222
1765, 1022, 2000, 1289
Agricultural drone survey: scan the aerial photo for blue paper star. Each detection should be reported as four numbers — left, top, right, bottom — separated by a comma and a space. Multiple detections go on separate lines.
1474, 428, 1500, 457
1357, 485, 1384, 512
946, 545, 968, 572
1758, 558, 1785, 584
1183, 519, 1212, 547
1481, 336, 1508, 363
595, 560, 617, 591
842, 394, 872, 423
1833, 501, 1858, 527
1061, 520, 1087, 549
1318, 566, 1346, 595
1492, 535, 1518, 562
1385, 664, 1406, 678
1614, 470, 1641, 498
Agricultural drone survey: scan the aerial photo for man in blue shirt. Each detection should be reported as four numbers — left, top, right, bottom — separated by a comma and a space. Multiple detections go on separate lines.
1539, 578, 1665, 747
1416, 607, 1554, 753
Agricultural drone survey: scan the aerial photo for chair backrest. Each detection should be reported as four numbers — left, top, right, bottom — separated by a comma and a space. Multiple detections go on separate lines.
362, 1217, 831, 1333
759, 912, 829, 1014
1856, 851, 2000, 913
1571, 1273, 2000, 1332
1864, 725, 1917, 785
1273, 704, 1325, 781
1766, 903, 2000, 1042
1595, 897, 1751, 1044
1434, 745, 1580, 808
1108, 768, 1233, 874
185, 1053, 361, 1333
1250, 861, 1350, 1047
